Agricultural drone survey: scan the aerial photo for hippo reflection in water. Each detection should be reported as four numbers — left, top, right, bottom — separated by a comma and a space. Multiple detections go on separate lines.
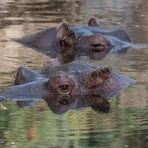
0, 61, 136, 114
16, 18, 135, 63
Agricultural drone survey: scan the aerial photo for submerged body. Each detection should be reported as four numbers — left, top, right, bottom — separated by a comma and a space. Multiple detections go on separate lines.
0, 62, 136, 114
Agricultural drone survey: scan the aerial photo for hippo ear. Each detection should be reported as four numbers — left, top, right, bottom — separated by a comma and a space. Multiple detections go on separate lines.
15, 66, 44, 85
85, 66, 111, 89
57, 23, 76, 42
57, 23, 76, 63
88, 17, 100, 27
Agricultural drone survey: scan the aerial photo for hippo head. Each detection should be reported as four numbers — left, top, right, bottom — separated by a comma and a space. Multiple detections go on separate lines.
56, 19, 111, 63
16, 17, 131, 63
0, 65, 136, 114
45, 68, 111, 114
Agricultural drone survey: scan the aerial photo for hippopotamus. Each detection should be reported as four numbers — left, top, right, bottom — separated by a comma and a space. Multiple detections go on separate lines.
0, 61, 136, 114
15, 18, 134, 63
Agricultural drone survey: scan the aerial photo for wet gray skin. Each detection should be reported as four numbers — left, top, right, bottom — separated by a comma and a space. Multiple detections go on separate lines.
0, 63, 136, 114
15, 18, 147, 63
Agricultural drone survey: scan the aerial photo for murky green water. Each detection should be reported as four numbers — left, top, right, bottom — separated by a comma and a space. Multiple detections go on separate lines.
0, 0, 148, 148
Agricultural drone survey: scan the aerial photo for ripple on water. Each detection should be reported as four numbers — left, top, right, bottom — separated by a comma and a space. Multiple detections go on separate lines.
0, 0, 148, 148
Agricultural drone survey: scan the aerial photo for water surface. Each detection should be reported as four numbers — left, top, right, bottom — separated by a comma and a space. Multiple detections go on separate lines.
0, 0, 148, 148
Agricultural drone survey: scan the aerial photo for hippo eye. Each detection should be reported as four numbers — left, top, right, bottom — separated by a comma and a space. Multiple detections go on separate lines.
58, 96, 69, 105
59, 84, 69, 93
91, 43, 105, 51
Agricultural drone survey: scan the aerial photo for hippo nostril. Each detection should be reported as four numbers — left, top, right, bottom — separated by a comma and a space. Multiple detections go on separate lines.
59, 84, 69, 93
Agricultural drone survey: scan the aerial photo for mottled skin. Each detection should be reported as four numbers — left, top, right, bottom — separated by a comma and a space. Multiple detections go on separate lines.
0, 61, 136, 114
16, 18, 131, 63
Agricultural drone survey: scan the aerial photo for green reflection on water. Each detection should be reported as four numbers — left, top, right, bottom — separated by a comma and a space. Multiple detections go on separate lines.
0, 100, 148, 148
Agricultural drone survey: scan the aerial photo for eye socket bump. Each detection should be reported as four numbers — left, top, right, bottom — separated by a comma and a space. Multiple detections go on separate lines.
59, 84, 70, 93
90, 43, 105, 52
91, 43, 105, 48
